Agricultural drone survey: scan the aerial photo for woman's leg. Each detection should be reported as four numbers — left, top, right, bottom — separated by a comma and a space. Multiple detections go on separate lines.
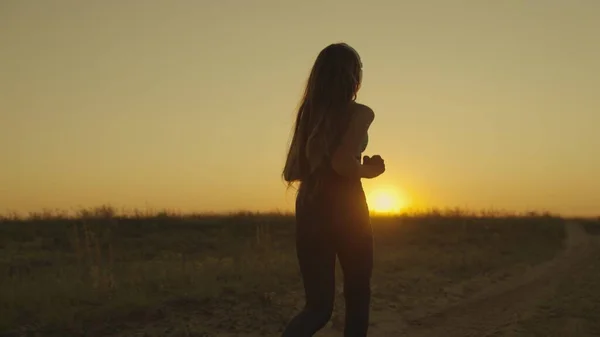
282, 203, 336, 337
335, 194, 373, 337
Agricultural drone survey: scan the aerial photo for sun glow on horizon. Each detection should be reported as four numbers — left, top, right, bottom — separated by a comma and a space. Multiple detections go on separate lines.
366, 187, 409, 214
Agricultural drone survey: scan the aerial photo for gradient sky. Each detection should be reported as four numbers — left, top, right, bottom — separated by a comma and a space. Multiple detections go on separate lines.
1, 0, 599, 216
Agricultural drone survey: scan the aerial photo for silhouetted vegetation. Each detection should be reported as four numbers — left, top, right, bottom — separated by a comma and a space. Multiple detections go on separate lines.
1, 206, 596, 336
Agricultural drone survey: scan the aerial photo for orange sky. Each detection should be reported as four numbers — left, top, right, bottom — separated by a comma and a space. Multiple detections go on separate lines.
1, 1, 599, 216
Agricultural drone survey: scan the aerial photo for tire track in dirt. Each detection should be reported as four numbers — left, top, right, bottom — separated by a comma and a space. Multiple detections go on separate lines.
367, 221, 596, 337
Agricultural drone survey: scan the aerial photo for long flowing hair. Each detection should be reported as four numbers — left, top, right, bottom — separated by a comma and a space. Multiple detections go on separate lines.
282, 43, 362, 187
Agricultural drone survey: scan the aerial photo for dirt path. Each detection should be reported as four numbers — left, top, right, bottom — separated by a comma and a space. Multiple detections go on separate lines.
318, 222, 597, 337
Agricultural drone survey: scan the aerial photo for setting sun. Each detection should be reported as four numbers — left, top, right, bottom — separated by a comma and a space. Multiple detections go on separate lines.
366, 187, 408, 214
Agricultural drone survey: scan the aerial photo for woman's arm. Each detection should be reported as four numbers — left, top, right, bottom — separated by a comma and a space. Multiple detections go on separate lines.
331, 104, 383, 179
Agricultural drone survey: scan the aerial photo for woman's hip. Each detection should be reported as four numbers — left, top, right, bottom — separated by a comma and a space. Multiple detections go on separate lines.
296, 183, 371, 232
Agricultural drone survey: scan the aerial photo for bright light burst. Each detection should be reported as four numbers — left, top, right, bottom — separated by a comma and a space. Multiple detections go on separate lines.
366, 187, 408, 214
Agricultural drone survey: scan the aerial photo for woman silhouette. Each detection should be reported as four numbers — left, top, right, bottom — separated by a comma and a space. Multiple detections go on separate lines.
282, 43, 385, 337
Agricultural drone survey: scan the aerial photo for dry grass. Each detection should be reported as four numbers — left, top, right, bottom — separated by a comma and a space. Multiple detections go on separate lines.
0, 206, 589, 336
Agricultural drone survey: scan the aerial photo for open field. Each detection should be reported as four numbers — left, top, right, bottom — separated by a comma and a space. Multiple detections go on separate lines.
1, 208, 598, 336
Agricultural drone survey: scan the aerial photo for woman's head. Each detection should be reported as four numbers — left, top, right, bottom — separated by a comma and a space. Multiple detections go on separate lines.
305, 43, 363, 105
283, 43, 363, 184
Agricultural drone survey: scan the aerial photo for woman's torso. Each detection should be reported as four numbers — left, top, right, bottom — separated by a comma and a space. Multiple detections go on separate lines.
297, 127, 369, 222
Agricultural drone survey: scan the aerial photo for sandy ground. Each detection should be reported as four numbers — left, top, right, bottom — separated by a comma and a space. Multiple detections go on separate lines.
314, 222, 598, 337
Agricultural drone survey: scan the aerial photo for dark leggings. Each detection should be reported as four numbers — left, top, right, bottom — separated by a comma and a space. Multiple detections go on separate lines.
282, 178, 373, 337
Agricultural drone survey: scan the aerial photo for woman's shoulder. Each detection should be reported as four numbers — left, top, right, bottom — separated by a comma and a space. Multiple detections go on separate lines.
349, 102, 375, 122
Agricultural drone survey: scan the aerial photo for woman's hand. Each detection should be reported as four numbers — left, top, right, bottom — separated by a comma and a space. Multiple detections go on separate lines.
361, 154, 385, 178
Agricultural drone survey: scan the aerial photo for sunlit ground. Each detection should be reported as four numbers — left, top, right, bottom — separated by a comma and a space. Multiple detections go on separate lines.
0, 208, 578, 336
366, 186, 410, 214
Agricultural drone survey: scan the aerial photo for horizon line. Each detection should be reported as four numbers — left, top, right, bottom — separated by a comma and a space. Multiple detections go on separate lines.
1, 204, 598, 221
